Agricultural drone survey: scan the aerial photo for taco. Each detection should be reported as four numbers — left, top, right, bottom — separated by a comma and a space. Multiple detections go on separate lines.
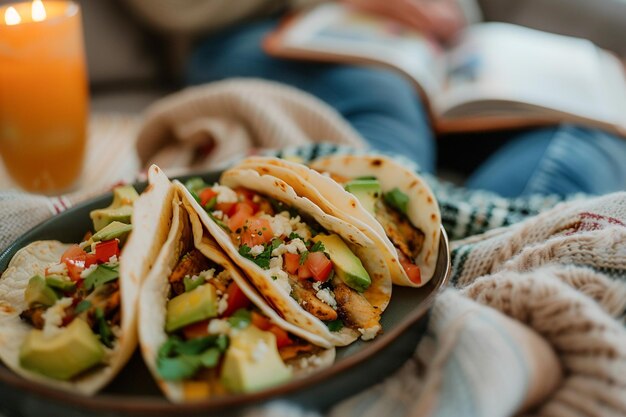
176, 168, 392, 347
0, 166, 173, 395
139, 191, 335, 402
235, 156, 441, 287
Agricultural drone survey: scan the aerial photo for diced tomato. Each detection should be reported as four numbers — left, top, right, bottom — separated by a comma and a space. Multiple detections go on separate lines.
240, 218, 274, 247
93, 240, 120, 263
399, 258, 421, 285
215, 202, 237, 216
228, 202, 254, 232
251, 311, 272, 330
182, 320, 210, 339
234, 187, 257, 206
198, 188, 218, 207
283, 253, 300, 275
251, 312, 292, 348
220, 281, 251, 317
61, 245, 97, 281
268, 326, 293, 348
297, 262, 313, 279
305, 252, 333, 282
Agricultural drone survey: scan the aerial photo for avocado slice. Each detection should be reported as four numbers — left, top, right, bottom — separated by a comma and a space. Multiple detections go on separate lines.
45, 275, 76, 292
165, 283, 218, 332
344, 179, 382, 215
89, 185, 138, 232
220, 326, 292, 393
24, 275, 58, 307
91, 221, 133, 243
19, 318, 105, 380
110, 185, 139, 208
90, 206, 134, 233
312, 234, 371, 292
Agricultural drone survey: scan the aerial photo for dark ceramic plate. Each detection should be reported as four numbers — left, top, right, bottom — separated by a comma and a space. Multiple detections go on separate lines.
0, 171, 450, 417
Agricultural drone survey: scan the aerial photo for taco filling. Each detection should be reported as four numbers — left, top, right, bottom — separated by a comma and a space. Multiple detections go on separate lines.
185, 178, 382, 340
17, 186, 137, 381
156, 246, 327, 395
338, 176, 425, 285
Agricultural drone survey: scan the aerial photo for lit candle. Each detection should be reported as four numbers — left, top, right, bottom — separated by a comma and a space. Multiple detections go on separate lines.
0, 1, 88, 193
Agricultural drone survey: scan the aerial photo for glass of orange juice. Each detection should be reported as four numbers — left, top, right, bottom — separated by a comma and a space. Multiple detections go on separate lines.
0, 0, 88, 194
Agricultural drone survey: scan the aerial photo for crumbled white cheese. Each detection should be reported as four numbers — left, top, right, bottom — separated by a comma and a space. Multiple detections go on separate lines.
298, 354, 323, 370
270, 269, 292, 296
208, 319, 231, 335
212, 184, 238, 204
80, 263, 98, 279
212, 210, 224, 219
106, 255, 119, 265
251, 339, 269, 363
42, 297, 73, 337
198, 268, 215, 281
289, 215, 312, 241
46, 263, 68, 276
217, 294, 229, 315
269, 255, 283, 270
250, 245, 265, 256
315, 288, 337, 309
272, 238, 307, 257
358, 325, 381, 341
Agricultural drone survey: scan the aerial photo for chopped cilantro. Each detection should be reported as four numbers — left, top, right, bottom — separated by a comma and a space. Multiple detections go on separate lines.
288, 232, 302, 240
239, 239, 281, 270
184, 178, 208, 194
95, 307, 114, 348
299, 251, 309, 265
310, 240, 325, 252
204, 196, 217, 211
384, 188, 409, 215
208, 212, 230, 232
271, 275, 278, 280
355, 176, 377, 181
156, 334, 227, 381
83, 265, 119, 290
74, 300, 92, 315
227, 309, 251, 329
325, 319, 344, 332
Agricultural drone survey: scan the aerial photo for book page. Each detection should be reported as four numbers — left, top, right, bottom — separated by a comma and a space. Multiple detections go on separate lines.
435, 23, 626, 129
280, 3, 446, 99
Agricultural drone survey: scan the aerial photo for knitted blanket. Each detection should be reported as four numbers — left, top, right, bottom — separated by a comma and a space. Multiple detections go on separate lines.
1, 80, 624, 416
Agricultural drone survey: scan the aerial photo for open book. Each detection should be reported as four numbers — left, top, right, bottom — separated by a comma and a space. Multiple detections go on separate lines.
265, 3, 626, 136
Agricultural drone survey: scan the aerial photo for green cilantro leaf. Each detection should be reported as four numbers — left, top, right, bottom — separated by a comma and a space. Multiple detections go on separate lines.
84, 265, 119, 291
325, 319, 344, 332
74, 300, 92, 315
95, 307, 114, 348
227, 309, 252, 329
310, 240, 325, 252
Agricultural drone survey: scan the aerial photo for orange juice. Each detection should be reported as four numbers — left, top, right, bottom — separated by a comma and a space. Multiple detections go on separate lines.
0, 1, 88, 193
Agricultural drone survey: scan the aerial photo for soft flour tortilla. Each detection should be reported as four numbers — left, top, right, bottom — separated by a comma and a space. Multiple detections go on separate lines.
177, 168, 392, 346
0, 165, 175, 395
310, 155, 441, 286
237, 156, 440, 287
139, 193, 335, 402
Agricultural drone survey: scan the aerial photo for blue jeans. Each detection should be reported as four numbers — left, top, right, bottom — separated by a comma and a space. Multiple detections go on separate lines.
187, 19, 626, 197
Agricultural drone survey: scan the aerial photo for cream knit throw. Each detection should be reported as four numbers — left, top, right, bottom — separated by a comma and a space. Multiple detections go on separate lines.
135, 78, 365, 174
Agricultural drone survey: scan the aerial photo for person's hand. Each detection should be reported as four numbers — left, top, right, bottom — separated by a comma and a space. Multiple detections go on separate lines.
343, 0, 466, 44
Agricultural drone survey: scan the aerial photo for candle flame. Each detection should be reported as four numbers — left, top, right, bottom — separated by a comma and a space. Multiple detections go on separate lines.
4, 6, 21, 25
31, 0, 46, 22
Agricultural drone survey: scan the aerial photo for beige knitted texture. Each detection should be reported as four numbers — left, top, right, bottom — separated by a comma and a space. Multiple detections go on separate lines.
453, 192, 626, 417
135, 78, 365, 173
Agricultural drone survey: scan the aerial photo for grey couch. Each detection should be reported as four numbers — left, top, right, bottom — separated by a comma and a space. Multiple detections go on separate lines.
82, 0, 626, 114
